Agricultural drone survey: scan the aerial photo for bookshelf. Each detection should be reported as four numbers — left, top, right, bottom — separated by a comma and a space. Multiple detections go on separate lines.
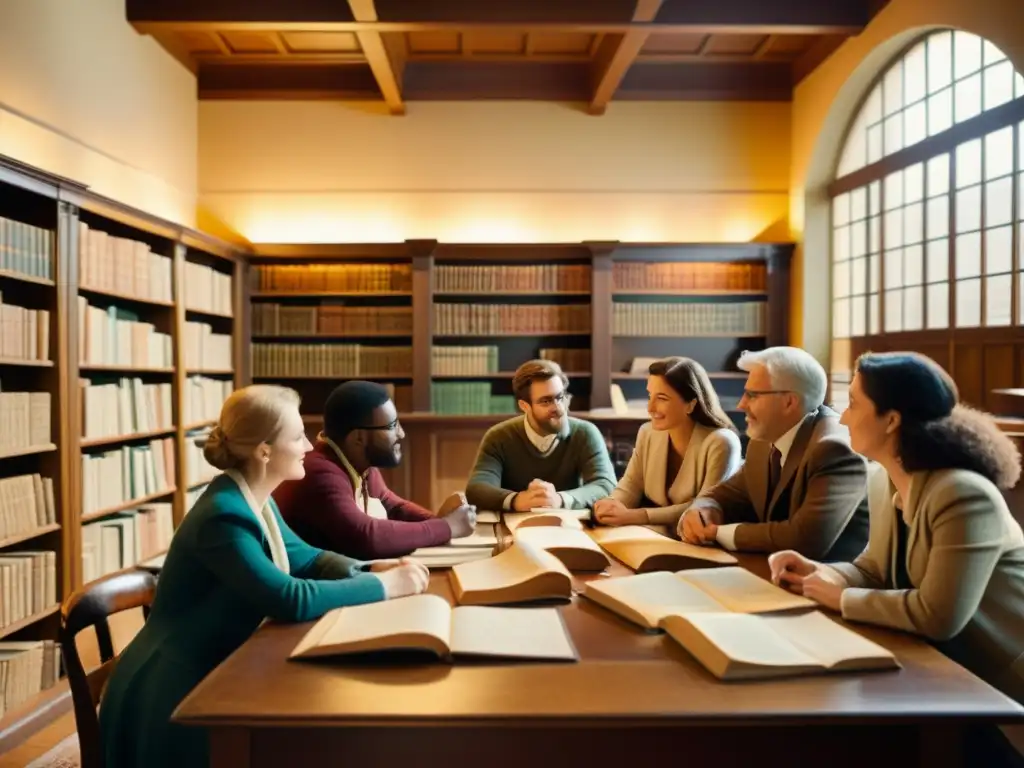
0, 155, 247, 745
244, 241, 793, 510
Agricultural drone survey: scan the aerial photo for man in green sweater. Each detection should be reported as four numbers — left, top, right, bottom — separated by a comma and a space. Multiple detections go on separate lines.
465, 359, 617, 511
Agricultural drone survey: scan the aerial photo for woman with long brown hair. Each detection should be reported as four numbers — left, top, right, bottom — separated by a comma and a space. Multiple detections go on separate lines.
594, 356, 741, 531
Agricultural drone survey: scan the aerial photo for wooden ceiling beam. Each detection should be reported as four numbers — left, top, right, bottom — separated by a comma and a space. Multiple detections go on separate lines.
589, 0, 664, 116
198, 62, 381, 99
347, 0, 406, 115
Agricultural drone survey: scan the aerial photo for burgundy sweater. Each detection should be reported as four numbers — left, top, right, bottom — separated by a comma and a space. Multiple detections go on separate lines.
273, 444, 451, 559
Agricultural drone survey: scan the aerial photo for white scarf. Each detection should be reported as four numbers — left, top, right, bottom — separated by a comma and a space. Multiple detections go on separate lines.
223, 469, 290, 574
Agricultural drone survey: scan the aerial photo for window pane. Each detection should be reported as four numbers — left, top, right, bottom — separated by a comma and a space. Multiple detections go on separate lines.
986, 177, 1014, 227
833, 194, 850, 226
885, 289, 903, 331
869, 293, 881, 333
1020, 175, 1024, 221
929, 32, 953, 93
833, 225, 850, 262
956, 277, 982, 327
928, 154, 950, 197
886, 248, 904, 288
956, 139, 983, 188
928, 87, 954, 136
884, 61, 904, 116
904, 285, 924, 330
954, 31, 983, 80
956, 185, 982, 233
870, 181, 881, 214
902, 102, 926, 147
984, 61, 1016, 111
852, 256, 867, 294
927, 282, 949, 329
851, 187, 867, 221
1017, 72, 1024, 99
986, 273, 1012, 326
927, 238, 949, 283
837, 113, 868, 176
869, 214, 881, 253
904, 203, 924, 245
956, 232, 982, 278
833, 299, 850, 338
985, 126, 1014, 180
986, 225, 1013, 274
904, 163, 924, 204
905, 243, 924, 285
851, 295, 867, 336
954, 74, 982, 124
886, 209, 904, 247
903, 41, 927, 103
869, 253, 881, 292
867, 123, 883, 164
884, 113, 904, 155
1019, 271, 1024, 325
851, 219, 867, 257
983, 39, 1008, 66
927, 195, 950, 239
885, 171, 903, 209
834, 260, 851, 298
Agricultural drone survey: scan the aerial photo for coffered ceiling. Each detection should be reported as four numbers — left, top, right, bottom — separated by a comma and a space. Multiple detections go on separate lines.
126, 0, 889, 114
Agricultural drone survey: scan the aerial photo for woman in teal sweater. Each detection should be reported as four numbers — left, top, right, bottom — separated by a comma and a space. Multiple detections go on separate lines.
98, 385, 429, 768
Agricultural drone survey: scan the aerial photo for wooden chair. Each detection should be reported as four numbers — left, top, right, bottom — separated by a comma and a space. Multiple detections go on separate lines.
59, 569, 157, 768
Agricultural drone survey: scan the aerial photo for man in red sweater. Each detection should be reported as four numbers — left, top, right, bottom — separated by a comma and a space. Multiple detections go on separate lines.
274, 381, 477, 559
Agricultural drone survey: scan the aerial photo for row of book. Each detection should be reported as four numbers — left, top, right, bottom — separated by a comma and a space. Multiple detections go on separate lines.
81, 438, 175, 516
78, 299, 173, 370
0, 640, 61, 719
540, 347, 591, 372
0, 473, 57, 543
0, 391, 51, 452
432, 382, 516, 416
0, 216, 53, 282
81, 503, 174, 586
612, 302, 767, 336
183, 375, 233, 426
0, 295, 49, 363
80, 379, 173, 442
0, 550, 57, 632
613, 262, 767, 292
184, 321, 232, 371
252, 304, 413, 336
78, 222, 174, 303
432, 346, 499, 375
434, 304, 591, 335
252, 344, 413, 379
435, 264, 591, 293
184, 428, 220, 489
183, 261, 233, 317
253, 264, 413, 293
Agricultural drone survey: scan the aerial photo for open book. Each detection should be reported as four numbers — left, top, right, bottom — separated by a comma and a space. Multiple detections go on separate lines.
513, 526, 610, 571
590, 525, 737, 573
289, 593, 577, 662
661, 610, 900, 680
504, 510, 585, 532
449, 541, 572, 605
582, 567, 815, 630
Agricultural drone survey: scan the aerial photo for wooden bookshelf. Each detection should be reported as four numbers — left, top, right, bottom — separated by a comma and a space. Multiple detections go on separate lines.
0, 155, 248, 743
245, 241, 793, 510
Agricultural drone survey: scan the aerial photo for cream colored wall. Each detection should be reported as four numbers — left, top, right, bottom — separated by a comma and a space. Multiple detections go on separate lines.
0, 0, 198, 226
790, 0, 1024, 363
198, 100, 791, 243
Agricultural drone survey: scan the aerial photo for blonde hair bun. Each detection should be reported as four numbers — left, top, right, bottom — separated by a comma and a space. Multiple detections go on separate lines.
203, 385, 302, 472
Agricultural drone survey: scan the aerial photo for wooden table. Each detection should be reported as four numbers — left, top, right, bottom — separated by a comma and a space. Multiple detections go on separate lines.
173, 554, 1024, 768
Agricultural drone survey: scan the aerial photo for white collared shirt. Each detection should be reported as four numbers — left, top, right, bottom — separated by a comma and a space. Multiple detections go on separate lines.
501, 416, 573, 510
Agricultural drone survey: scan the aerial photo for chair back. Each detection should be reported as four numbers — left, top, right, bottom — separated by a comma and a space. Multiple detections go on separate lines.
59, 569, 157, 768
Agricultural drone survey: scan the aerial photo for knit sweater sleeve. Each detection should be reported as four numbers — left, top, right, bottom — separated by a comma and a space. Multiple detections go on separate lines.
562, 420, 618, 510
465, 423, 518, 510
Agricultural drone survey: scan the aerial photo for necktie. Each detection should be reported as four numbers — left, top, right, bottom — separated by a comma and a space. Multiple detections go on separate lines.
768, 446, 783, 495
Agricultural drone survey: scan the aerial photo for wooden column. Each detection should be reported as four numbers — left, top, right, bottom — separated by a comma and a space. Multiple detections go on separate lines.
588, 242, 617, 409
234, 257, 252, 387
409, 239, 437, 412
171, 242, 188, 528
765, 245, 793, 347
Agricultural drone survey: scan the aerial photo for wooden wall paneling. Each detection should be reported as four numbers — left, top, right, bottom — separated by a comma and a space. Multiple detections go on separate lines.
428, 428, 487, 511
409, 239, 437, 412
588, 242, 616, 410
172, 243, 188, 527
953, 342, 984, 408
765, 245, 792, 347
983, 343, 1016, 413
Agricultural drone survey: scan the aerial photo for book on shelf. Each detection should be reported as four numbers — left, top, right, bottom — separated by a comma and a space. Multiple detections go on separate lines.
662, 610, 900, 681
252, 343, 412, 379
590, 525, 738, 573
289, 592, 577, 663
81, 503, 173, 585
77, 300, 173, 368
612, 302, 765, 337
0, 640, 62, 719
432, 381, 515, 416
0, 390, 51, 451
77, 222, 173, 302
183, 261, 232, 316
0, 550, 57, 630
612, 262, 766, 292
253, 303, 412, 336
435, 264, 591, 293
80, 378, 173, 440
0, 294, 49, 362
0, 216, 53, 281
254, 263, 412, 293
434, 304, 590, 335
81, 437, 174, 514
183, 375, 233, 425
581, 567, 815, 631
503, 509, 588, 532
449, 541, 573, 606
0, 473, 56, 542
512, 526, 610, 571
184, 321, 232, 371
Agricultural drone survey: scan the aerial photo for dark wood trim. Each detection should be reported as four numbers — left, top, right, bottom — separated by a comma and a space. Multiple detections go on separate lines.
409, 239, 438, 412
251, 243, 413, 259
588, 242, 617, 409
56, 201, 80, 597
172, 243, 188, 528
235, 259, 252, 387
765, 245, 793, 346
198, 62, 382, 100
348, 0, 407, 115
589, 0, 664, 115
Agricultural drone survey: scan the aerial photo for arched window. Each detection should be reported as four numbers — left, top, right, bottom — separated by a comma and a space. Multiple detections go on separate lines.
829, 30, 1024, 409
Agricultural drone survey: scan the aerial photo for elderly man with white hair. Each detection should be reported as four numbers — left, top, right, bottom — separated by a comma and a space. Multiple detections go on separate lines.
678, 346, 869, 561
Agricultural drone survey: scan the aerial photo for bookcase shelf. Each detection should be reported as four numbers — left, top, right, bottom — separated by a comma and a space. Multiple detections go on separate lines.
0, 155, 248, 737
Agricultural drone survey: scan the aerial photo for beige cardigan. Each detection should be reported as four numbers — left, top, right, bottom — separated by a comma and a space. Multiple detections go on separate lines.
609, 422, 742, 526
826, 464, 1024, 704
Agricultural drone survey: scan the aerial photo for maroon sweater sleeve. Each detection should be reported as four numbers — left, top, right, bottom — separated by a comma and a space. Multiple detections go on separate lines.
304, 461, 452, 560
367, 470, 436, 522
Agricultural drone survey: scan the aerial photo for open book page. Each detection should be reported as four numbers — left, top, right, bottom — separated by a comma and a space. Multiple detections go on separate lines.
450, 606, 577, 661
449, 541, 572, 605
590, 525, 737, 572
530, 507, 591, 520
504, 511, 584, 532
476, 511, 500, 524
582, 571, 730, 629
679, 567, 815, 614
513, 526, 610, 571
759, 612, 899, 671
289, 593, 452, 659
447, 523, 499, 548
409, 546, 494, 568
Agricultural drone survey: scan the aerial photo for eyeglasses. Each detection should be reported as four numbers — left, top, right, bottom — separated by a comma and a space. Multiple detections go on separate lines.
358, 418, 401, 432
742, 389, 793, 400
534, 392, 572, 408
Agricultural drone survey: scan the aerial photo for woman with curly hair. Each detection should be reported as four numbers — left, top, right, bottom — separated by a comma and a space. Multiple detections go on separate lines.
769, 351, 1024, 762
